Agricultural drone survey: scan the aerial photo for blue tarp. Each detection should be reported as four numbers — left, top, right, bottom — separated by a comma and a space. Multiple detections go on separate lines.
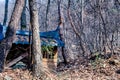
0, 24, 3, 40
0, 25, 64, 47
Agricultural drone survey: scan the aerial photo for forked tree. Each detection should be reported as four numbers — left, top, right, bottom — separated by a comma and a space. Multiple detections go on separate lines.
0, 0, 25, 72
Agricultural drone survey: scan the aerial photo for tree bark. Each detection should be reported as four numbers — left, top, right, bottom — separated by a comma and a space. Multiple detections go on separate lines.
67, 0, 85, 56
0, 0, 25, 72
3, 0, 9, 26
58, 0, 67, 64
21, 0, 27, 30
29, 0, 44, 78
45, 0, 50, 31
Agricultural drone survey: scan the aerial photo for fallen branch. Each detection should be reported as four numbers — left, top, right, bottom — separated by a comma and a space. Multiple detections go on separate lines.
6, 52, 28, 68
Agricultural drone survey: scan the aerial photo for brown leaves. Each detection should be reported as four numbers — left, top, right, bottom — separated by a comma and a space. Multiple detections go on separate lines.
0, 69, 33, 80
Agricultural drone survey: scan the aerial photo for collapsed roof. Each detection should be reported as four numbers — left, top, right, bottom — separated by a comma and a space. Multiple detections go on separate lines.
0, 24, 64, 47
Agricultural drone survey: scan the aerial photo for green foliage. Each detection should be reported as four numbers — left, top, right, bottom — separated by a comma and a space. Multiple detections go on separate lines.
41, 46, 54, 55
21, 25, 26, 29
41, 46, 55, 59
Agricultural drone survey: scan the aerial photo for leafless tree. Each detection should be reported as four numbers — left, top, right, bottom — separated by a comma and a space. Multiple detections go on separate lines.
29, 0, 45, 78
3, 0, 9, 26
0, 0, 25, 72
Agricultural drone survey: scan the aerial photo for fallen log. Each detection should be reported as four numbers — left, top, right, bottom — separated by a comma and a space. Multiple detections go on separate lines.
6, 53, 28, 68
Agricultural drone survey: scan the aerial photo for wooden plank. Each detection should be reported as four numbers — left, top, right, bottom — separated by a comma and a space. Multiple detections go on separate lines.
6, 53, 28, 68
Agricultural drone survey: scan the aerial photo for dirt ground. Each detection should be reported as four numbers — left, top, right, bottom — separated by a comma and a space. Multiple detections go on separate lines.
0, 53, 120, 80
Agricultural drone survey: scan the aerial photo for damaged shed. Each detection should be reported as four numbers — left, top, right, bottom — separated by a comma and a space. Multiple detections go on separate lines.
0, 24, 64, 70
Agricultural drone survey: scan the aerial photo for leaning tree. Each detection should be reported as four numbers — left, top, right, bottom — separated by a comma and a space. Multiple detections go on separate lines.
0, 0, 25, 72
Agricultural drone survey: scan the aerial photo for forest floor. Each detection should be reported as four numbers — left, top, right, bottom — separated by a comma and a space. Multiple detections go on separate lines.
57, 53, 120, 80
0, 52, 120, 80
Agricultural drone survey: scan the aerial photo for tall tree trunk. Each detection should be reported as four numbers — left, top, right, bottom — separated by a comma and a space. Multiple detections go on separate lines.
67, 0, 85, 57
3, 0, 9, 26
45, 0, 50, 31
21, 0, 27, 30
58, 0, 67, 64
29, 0, 44, 77
0, 0, 25, 72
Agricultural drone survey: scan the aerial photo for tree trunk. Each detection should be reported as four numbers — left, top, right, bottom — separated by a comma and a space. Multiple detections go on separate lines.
67, 0, 85, 57
21, 0, 27, 30
29, 0, 44, 78
45, 0, 50, 31
58, 0, 67, 64
0, 0, 25, 72
3, 0, 9, 26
